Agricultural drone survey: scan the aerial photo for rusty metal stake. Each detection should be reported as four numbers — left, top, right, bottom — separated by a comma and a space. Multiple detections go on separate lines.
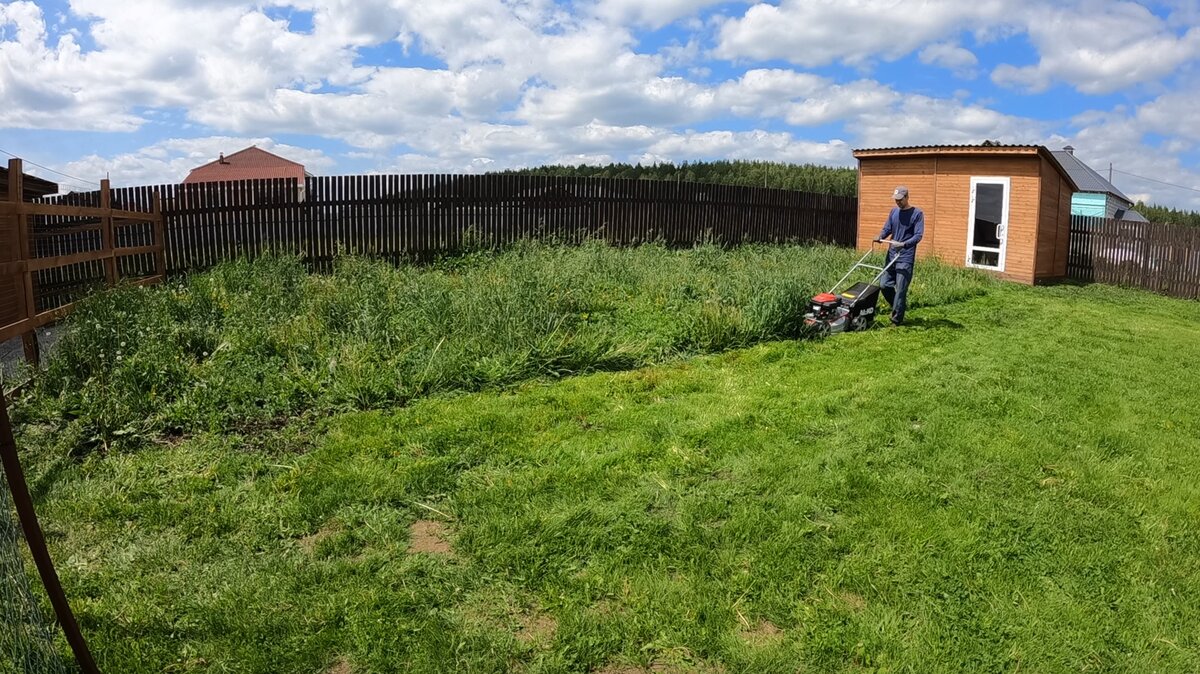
0, 389, 100, 674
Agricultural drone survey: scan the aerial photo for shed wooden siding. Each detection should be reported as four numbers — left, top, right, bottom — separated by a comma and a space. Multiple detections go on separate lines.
856, 156, 937, 255
1037, 157, 1074, 281
856, 153, 1045, 283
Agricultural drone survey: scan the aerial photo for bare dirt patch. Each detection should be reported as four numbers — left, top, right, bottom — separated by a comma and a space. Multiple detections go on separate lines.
326, 656, 352, 674
514, 611, 558, 643
299, 522, 340, 555
740, 619, 783, 646
590, 598, 626, 617
408, 519, 453, 555
595, 659, 725, 674
839, 591, 867, 612
594, 664, 645, 674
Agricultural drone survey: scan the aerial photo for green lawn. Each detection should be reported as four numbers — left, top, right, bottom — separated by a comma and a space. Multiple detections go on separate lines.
12, 250, 1200, 673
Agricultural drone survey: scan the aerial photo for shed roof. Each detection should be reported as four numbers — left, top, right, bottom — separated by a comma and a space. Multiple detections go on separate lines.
1048, 150, 1132, 204
852, 143, 1080, 192
0, 166, 60, 200
1113, 207, 1149, 223
183, 146, 309, 184
854, 143, 1045, 155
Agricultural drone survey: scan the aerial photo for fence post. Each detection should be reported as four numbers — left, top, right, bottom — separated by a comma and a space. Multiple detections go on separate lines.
152, 190, 166, 280
7, 159, 39, 366
0, 389, 101, 673
100, 179, 116, 286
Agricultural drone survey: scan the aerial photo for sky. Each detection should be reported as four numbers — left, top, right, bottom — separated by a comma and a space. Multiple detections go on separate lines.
2, 0, 1200, 210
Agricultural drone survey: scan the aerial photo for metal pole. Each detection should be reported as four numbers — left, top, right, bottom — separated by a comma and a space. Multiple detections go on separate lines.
0, 390, 101, 673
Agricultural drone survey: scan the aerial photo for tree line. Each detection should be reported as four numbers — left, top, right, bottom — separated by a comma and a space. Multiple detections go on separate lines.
495, 162, 1200, 225
1134, 202, 1200, 227
494, 160, 858, 197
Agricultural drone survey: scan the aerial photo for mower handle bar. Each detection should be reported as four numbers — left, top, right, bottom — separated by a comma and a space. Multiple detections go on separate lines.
826, 240, 900, 294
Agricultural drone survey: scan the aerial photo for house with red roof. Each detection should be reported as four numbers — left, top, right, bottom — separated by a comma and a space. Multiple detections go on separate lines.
183, 146, 311, 202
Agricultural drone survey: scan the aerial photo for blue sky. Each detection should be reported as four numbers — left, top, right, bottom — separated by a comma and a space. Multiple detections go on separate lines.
2, 0, 1200, 210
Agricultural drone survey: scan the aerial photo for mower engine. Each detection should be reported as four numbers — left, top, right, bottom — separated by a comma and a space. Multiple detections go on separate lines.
803, 282, 882, 335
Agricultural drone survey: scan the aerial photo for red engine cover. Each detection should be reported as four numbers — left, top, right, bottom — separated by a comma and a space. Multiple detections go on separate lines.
812, 292, 839, 304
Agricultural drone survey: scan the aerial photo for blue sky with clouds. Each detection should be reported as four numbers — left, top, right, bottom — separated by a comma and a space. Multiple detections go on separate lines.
2, 0, 1200, 209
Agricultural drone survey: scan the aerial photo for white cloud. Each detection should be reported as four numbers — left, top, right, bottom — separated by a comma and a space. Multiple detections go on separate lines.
0, 0, 383, 131
992, 2, 1200, 94
186, 64, 526, 146
713, 1, 1198, 96
0, 2, 140, 131
919, 42, 980, 78
780, 80, 899, 127
590, 0, 727, 29
516, 77, 712, 127
1136, 90, 1200, 142
644, 131, 852, 165
57, 136, 337, 187
714, 0, 1008, 67
714, 69, 828, 117
850, 95, 1048, 149
357, 0, 569, 73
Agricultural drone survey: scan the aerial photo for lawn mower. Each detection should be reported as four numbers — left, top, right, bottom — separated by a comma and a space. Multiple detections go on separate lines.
802, 241, 899, 335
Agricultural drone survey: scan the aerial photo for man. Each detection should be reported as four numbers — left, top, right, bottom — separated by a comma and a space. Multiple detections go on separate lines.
873, 186, 924, 326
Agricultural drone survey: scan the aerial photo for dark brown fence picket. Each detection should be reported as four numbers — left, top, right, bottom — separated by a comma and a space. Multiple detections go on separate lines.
35, 174, 858, 288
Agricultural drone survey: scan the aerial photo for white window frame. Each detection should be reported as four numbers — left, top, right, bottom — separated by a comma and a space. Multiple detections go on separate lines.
965, 176, 1011, 272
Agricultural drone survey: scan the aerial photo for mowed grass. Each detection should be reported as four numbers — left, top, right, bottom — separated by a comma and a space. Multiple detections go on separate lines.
12, 247, 1200, 673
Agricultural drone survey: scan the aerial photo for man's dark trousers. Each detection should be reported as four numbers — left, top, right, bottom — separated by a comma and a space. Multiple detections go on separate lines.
881, 264, 912, 324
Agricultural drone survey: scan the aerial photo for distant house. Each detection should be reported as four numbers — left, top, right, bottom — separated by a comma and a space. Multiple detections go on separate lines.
854, 143, 1080, 284
182, 146, 311, 202
1050, 147, 1148, 222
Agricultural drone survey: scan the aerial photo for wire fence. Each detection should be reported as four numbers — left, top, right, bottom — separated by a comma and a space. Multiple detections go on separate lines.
0, 474, 74, 674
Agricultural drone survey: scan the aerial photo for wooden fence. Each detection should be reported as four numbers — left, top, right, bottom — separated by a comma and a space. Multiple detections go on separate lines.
1, 159, 164, 361
37, 174, 858, 277
1067, 215, 1200, 299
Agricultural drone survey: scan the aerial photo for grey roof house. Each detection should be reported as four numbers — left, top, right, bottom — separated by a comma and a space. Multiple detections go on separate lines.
1051, 147, 1148, 222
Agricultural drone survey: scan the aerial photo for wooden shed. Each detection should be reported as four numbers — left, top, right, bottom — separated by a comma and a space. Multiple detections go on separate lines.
853, 144, 1080, 284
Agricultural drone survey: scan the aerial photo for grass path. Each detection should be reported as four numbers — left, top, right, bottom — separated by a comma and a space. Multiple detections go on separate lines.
26, 281, 1200, 673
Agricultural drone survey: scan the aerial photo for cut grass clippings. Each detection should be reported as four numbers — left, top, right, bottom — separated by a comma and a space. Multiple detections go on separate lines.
9, 245, 1200, 672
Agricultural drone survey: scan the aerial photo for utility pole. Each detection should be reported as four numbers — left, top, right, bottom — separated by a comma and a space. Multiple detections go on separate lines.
1109, 163, 1113, 184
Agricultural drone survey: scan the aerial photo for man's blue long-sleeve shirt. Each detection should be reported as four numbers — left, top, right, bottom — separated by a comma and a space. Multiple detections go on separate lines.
877, 206, 925, 268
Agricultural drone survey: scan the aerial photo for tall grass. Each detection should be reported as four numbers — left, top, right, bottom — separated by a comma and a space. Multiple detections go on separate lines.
24, 242, 995, 450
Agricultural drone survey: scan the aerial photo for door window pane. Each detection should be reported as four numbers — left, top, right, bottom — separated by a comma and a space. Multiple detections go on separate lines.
971, 249, 1000, 267
973, 183, 1004, 247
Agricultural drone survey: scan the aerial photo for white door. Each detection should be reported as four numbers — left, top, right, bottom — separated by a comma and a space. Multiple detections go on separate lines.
966, 177, 1010, 271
